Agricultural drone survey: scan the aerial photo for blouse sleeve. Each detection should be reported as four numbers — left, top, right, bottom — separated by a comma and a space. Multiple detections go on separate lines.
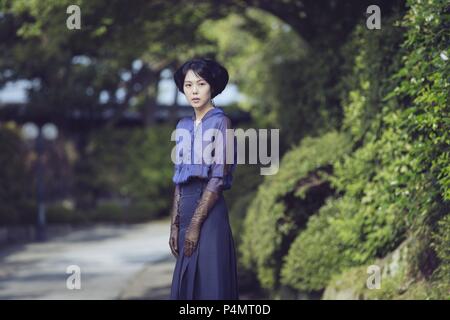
205, 116, 235, 193
209, 116, 234, 179
172, 118, 186, 185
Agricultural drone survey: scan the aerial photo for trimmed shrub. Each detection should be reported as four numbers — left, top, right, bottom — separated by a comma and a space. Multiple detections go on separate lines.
240, 131, 352, 291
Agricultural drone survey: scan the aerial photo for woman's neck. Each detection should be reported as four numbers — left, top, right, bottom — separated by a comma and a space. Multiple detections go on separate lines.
194, 102, 214, 122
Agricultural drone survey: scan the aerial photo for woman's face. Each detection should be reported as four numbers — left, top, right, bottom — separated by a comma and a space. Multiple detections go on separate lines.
183, 69, 212, 109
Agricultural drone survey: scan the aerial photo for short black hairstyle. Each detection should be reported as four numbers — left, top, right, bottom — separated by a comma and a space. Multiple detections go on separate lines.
173, 57, 229, 99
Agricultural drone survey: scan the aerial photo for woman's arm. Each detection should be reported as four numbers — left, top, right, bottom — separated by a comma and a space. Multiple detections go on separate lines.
169, 184, 181, 258
183, 186, 220, 256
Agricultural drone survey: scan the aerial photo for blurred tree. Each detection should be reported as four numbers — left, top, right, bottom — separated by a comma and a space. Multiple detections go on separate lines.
0, 0, 230, 128
0, 0, 237, 211
0, 0, 406, 219
0, 0, 404, 128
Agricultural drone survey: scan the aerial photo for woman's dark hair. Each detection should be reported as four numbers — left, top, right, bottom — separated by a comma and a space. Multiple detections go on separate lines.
173, 57, 229, 99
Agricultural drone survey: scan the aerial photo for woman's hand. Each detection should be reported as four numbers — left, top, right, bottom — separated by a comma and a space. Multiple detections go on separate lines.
169, 224, 179, 258
184, 220, 201, 257
183, 189, 219, 256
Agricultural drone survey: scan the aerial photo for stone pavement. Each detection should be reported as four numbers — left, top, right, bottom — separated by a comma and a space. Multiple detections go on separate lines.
0, 219, 174, 299
0, 218, 264, 300
118, 255, 175, 300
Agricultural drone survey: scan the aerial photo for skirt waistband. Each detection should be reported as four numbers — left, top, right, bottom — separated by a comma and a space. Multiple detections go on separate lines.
179, 177, 208, 196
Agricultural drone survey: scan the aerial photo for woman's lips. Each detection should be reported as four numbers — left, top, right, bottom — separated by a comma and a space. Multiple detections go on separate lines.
192, 98, 200, 103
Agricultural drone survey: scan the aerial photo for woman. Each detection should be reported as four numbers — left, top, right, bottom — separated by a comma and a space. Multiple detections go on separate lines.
168, 57, 239, 300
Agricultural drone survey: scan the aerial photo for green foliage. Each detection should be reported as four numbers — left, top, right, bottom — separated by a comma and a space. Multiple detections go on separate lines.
324, 232, 449, 300
224, 120, 266, 247
226, 163, 263, 247
1, 0, 447, 298
339, 13, 405, 144
323, 262, 437, 300
285, 2, 448, 294
281, 188, 406, 293
240, 131, 352, 290
281, 197, 353, 291
201, 8, 342, 150
431, 214, 450, 298
74, 124, 174, 219
329, 130, 412, 263
1, 0, 234, 126
243, 0, 449, 297
389, 0, 450, 203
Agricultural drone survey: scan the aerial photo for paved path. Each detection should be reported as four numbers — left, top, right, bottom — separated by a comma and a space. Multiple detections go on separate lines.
0, 220, 175, 299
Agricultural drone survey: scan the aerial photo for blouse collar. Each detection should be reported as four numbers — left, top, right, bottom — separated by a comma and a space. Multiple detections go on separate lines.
191, 107, 224, 122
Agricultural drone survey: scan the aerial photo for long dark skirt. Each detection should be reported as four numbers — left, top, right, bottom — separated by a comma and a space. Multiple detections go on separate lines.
170, 177, 239, 300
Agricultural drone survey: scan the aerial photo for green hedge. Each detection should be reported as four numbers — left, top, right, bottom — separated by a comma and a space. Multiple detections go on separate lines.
240, 131, 352, 291
431, 214, 450, 298
241, 0, 449, 297
281, 2, 449, 294
281, 197, 353, 291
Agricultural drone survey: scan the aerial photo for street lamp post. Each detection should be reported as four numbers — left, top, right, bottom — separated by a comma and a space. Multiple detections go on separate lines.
22, 122, 59, 242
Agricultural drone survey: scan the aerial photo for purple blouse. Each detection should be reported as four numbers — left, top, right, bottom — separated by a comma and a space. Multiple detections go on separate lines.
172, 107, 237, 193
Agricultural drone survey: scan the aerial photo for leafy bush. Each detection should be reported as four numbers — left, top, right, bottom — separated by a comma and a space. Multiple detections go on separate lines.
431, 214, 450, 298
247, 0, 449, 297
281, 197, 353, 291
283, 1, 450, 297
240, 131, 352, 290
225, 121, 265, 246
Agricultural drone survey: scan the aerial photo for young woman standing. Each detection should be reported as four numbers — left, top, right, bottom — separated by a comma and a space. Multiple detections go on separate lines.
169, 57, 239, 300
